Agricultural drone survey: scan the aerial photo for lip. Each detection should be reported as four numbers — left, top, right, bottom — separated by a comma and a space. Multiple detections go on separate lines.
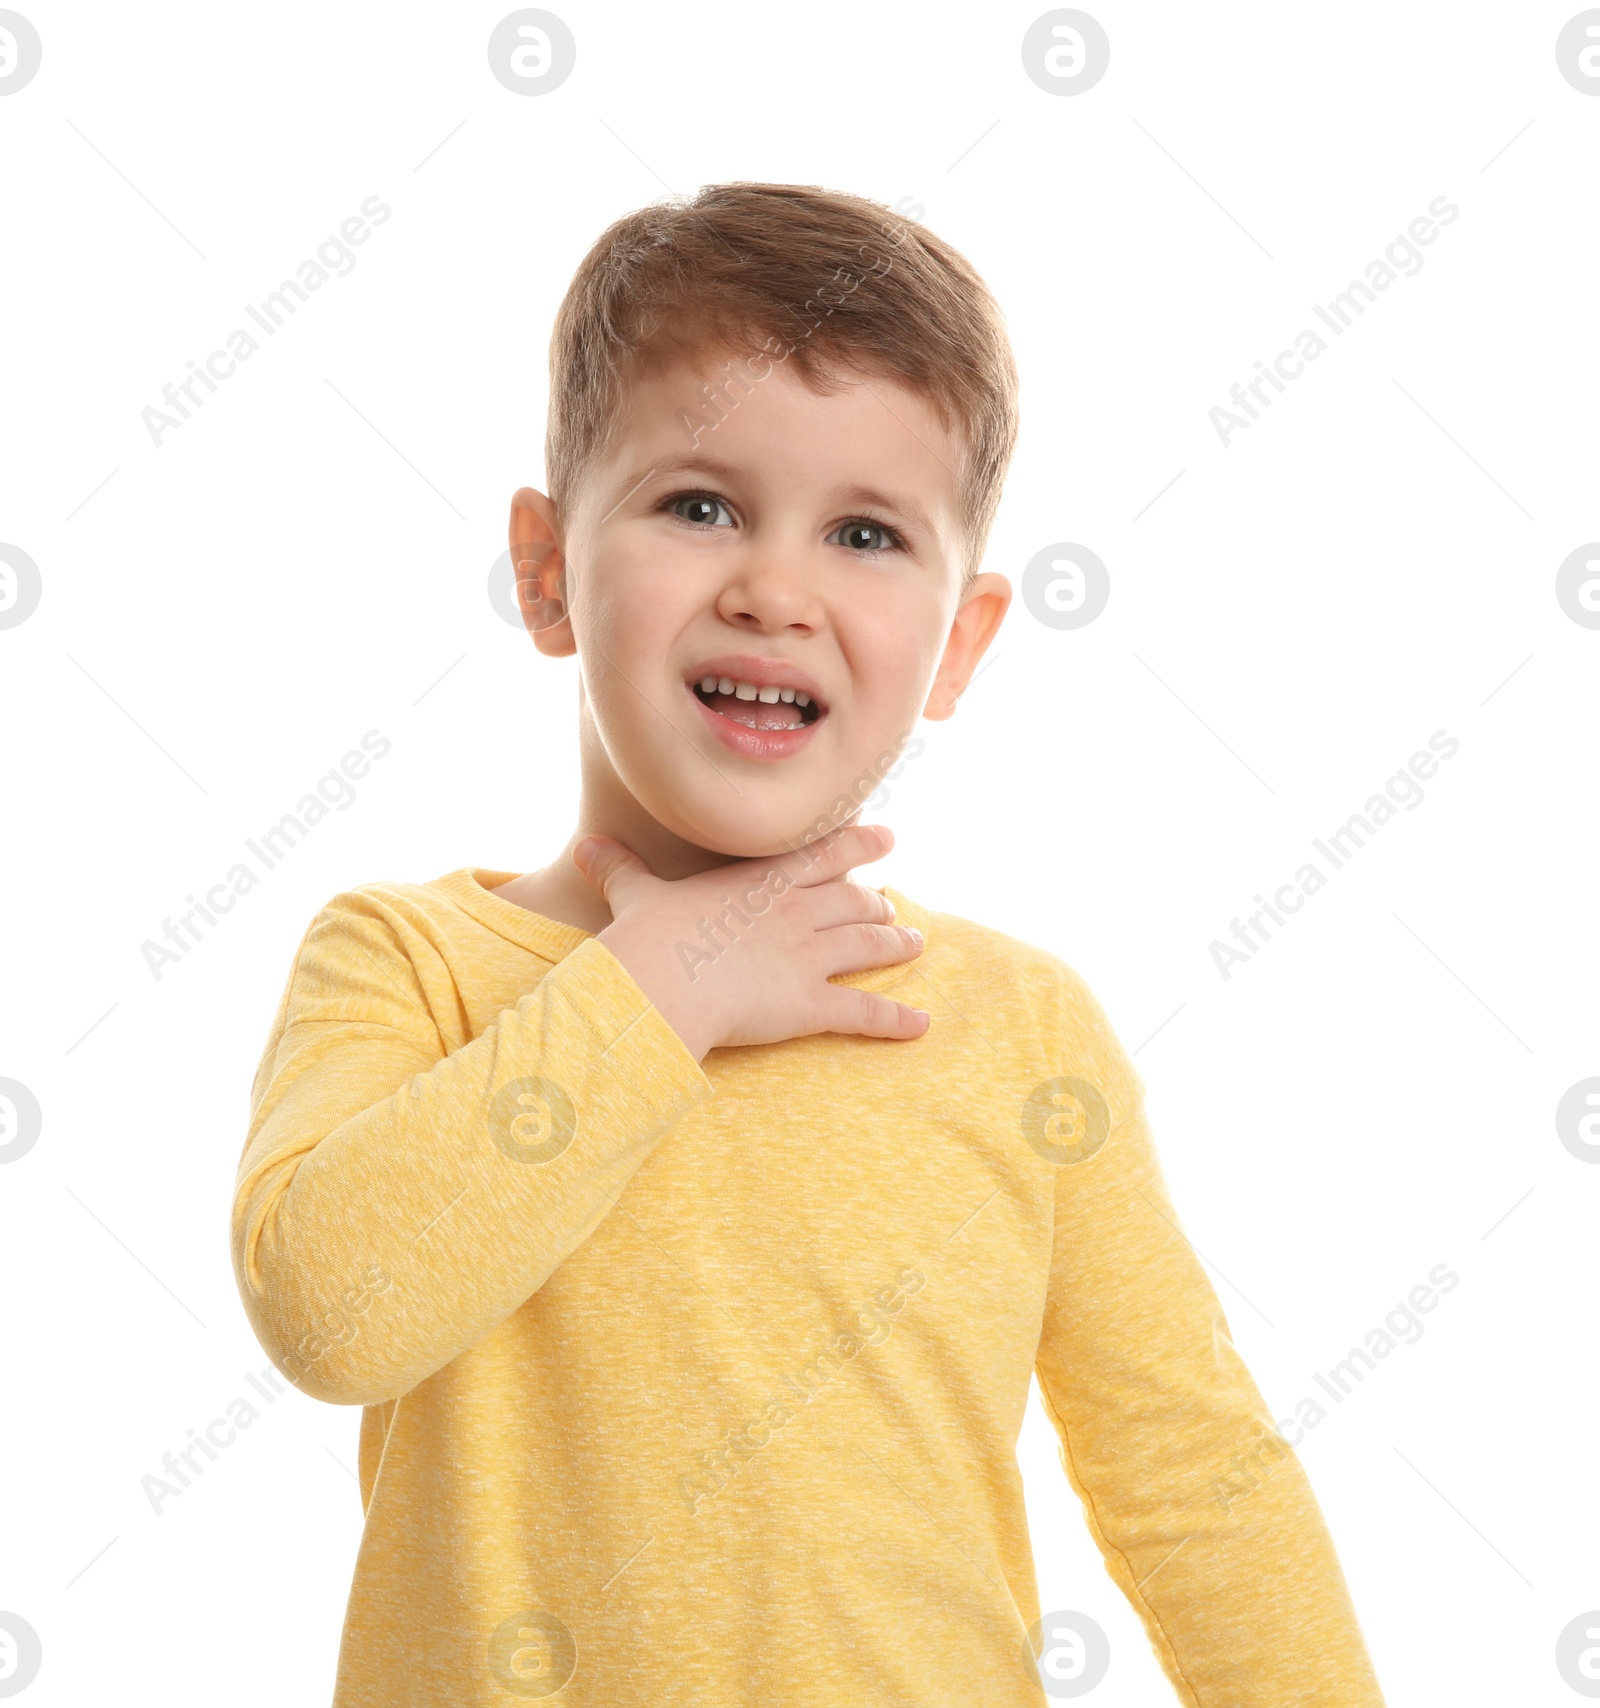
683, 653, 829, 763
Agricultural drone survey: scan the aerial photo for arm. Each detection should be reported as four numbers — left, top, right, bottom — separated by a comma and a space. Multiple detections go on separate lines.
234, 826, 924, 1410
231, 890, 713, 1407
1032, 985, 1385, 1706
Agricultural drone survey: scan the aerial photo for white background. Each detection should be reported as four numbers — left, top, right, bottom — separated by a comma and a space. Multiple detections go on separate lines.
2, 2, 1597, 1703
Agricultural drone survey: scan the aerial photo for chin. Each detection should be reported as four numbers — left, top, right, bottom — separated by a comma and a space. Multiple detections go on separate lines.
656, 792, 864, 864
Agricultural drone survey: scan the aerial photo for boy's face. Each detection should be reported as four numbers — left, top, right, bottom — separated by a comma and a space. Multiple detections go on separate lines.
511, 352, 1009, 863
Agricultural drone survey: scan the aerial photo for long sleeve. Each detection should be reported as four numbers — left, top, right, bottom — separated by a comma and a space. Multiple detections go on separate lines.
1032, 988, 1385, 1706
231, 890, 713, 1407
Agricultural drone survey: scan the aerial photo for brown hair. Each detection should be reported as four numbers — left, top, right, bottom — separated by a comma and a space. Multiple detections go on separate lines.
544, 182, 1019, 582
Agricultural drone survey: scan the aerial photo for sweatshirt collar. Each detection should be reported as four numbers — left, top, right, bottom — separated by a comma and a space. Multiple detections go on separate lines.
431, 867, 931, 994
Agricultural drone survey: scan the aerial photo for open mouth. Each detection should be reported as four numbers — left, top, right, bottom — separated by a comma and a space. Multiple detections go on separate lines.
688, 672, 826, 733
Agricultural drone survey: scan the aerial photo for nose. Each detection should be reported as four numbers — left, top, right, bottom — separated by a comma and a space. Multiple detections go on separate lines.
712, 532, 824, 633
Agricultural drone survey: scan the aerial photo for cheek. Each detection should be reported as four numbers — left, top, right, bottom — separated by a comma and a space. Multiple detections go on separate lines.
577, 541, 691, 655
843, 602, 947, 705
571, 542, 714, 751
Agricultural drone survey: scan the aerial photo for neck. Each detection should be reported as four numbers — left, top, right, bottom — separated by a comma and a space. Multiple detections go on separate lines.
491, 757, 741, 935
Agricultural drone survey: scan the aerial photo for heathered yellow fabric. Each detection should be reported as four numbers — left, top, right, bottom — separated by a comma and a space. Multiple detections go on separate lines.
233, 867, 1385, 1707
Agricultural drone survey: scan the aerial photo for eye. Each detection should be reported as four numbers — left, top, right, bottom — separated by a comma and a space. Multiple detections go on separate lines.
831, 518, 903, 554
666, 492, 735, 528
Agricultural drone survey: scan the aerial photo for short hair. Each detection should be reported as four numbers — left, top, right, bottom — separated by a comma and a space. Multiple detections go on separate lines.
545, 182, 1019, 584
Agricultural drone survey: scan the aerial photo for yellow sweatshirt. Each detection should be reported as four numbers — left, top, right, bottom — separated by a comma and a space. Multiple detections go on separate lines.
232, 867, 1385, 1707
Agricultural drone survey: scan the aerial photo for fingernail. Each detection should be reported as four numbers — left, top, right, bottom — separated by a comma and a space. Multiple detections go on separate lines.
906, 928, 923, 947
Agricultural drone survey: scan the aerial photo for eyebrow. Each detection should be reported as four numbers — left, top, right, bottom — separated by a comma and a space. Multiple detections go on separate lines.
618, 456, 941, 538
836, 483, 937, 539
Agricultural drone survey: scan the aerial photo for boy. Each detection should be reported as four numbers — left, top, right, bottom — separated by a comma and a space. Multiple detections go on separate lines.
232, 182, 1386, 1706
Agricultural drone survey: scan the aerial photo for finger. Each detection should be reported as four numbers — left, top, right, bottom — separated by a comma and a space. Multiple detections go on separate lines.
781, 822, 893, 889
572, 835, 653, 905
815, 985, 930, 1041
804, 881, 896, 931
817, 920, 924, 979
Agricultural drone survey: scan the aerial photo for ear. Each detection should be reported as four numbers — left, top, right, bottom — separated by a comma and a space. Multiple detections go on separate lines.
923, 572, 1010, 720
509, 486, 573, 656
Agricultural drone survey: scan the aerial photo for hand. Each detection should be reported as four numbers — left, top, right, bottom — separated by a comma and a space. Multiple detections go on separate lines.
573, 824, 929, 1060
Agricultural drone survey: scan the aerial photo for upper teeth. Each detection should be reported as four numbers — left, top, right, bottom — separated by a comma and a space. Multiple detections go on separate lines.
701, 675, 810, 707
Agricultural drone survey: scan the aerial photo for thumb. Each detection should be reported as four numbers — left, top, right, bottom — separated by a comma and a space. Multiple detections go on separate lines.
571, 835, 652, 905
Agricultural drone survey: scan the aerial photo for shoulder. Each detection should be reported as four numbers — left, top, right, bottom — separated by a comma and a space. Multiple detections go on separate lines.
913, 899, 1102, 1006
908, 896, 1147, 1109
305, 876, 458, 933
277, 875, 487, 1013
287, 878, 444, 964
